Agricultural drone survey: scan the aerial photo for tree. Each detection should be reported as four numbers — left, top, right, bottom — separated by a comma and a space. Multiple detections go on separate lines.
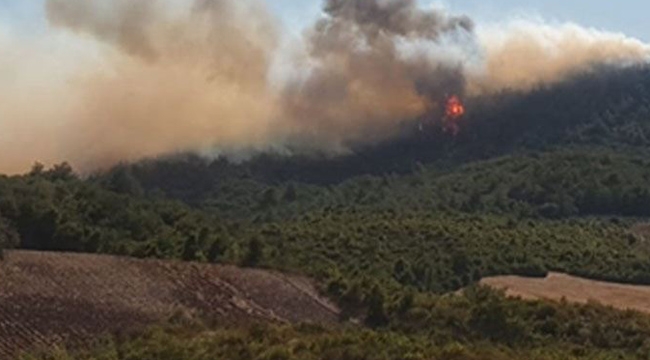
243, 237, 263, 267
259, 188, 278, 209
0, 215, 19, 259
393, 258, 414, 285
283, 184, 298, 203
365, 285, 389, 327
105, 165, 144, 196
182, 235, 200, 261
207, 237, 226, 263
44, 162, 76, 182
29, 162, 45, 177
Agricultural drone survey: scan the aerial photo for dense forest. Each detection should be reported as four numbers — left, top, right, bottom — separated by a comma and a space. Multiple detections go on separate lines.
6, 66, 650, 359
110, 149, 650, 220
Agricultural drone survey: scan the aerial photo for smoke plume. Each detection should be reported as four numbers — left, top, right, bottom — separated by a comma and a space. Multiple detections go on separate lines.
45, 0, 280, 169
279, 0, 474, 148
470, 20, 650, 93
0, 0, 649, 173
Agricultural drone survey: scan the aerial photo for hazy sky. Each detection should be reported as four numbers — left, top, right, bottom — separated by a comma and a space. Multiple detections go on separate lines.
267, 0, 649, 41
1, 0, 648, 41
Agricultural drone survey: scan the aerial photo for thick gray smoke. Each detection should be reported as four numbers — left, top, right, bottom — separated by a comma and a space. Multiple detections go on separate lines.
323, 0, 474, 38
279, 0, 475, 148
0, 0, 648, 173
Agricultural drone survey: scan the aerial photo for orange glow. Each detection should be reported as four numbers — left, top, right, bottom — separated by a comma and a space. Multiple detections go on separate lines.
445, 95, 465, 119
442, 95, 465, 135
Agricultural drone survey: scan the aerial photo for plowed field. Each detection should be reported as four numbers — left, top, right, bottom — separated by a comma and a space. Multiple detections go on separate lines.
0, 251, 339, 358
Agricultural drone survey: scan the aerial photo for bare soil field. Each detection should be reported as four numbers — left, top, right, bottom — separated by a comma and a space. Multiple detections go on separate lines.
0, 250, 339, 358
481, 272, 650, 313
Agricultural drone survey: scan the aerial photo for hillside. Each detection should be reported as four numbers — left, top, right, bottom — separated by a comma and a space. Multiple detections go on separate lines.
3, 67, 650, 360
0, 250, 338, 358
4, 0, 650, 358
6, 252, 650, 360
113, 66, 650, 196
5, 168, 650, 295
146, 149, 650, 220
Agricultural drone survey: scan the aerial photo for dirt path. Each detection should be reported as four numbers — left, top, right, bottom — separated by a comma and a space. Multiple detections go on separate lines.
0, 251, 339, 358
481, 272, 650, 313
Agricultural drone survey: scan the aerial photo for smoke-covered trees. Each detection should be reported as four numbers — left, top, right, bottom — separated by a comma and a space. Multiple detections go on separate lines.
108, 148, 650, 222
105, 66, 650, 189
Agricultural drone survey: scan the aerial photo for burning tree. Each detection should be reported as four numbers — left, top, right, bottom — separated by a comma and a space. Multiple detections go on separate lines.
443, 95, 466, 135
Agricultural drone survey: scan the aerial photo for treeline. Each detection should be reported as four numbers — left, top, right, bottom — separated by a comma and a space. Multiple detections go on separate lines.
89, 66, 650, 223
0, 164, 237, 262
99, 148, 650, 221
322, 148, 650, 219
108, 65, 650, 195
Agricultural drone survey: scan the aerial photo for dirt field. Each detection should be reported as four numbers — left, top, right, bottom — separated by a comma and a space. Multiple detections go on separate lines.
0, 251, 339, 358
481, 272, 650, 313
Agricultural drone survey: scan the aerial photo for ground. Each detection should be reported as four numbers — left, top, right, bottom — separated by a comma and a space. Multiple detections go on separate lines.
481, 272, 650, 313
0, 251, 339, 358
5, 250, 650, 358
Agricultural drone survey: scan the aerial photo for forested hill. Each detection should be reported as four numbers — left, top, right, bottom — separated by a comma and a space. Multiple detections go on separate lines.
85, 65, 650, 222
5, 65, 650, 360
2, 64, 648, 293
111, 65, 650, 205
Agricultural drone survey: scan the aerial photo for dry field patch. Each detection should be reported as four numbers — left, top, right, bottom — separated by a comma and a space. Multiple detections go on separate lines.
0, 251, 339, 358
481, 272, 650, 313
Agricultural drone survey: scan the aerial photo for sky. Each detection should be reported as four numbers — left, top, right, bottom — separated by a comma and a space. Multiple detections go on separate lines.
266, 0, 650, 42
0, 0, 648, 41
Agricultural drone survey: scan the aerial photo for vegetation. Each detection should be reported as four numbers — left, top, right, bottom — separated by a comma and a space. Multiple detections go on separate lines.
21, 288, 650, 359
114, 66, 650, 191
6, 67, 650, 358
0, 166, 236, 261
0, 213, 18, 259
4, 161, 650, 292
256, 212, 650, 292
6, 155, 650, 358
105, 147, 650, 221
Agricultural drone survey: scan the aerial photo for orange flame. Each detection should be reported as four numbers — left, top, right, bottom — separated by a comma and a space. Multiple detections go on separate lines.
442, 95, 465, 135
445, 95, 465, 119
